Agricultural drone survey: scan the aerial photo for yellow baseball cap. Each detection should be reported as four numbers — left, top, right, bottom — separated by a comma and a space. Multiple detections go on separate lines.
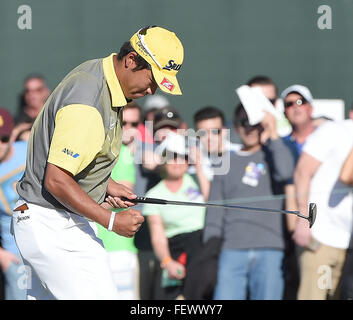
130, 26, 184, 95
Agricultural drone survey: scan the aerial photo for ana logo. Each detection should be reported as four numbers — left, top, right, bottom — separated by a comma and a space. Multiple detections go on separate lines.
62, 148, 80, 158
0, 115, 3, 127
160, 78, 174, 92
163, 60, 182, 71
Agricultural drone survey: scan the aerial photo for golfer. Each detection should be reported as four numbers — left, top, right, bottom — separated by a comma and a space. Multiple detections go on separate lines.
12, 26, 184, 299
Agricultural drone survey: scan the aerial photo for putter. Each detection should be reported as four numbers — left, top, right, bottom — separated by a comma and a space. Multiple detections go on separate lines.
122, 196, 317, 228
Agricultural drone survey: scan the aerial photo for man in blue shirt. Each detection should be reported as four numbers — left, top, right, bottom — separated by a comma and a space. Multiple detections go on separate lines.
281, 85, 316, 161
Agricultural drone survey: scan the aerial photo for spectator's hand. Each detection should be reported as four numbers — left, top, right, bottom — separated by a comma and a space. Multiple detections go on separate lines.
106, 181, 137, 208
292, 218, 312, 248
113, 208, 144, 238
260, 111, 278, 143
0, 248, 20, 272
165, 260, 186, 280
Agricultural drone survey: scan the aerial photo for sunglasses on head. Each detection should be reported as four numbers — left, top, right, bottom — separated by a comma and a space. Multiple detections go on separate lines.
0, 136, 10, 143
284, 97, 308, 108
122, 121, 139, 127
136, 25, 162, 69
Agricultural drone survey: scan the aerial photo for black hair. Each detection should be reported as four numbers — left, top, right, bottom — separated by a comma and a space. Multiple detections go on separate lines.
233, 103, 249, 128
246, 75, 278, 97
193, 106, 225, 126
117, 41, 151, 72
233, 103, 264, 135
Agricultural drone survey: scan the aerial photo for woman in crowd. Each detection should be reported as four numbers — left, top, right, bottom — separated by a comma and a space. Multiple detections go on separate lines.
142, 132, 205, 300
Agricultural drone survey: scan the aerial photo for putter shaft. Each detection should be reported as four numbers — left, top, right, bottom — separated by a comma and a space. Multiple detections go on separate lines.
121, 196, 316, 228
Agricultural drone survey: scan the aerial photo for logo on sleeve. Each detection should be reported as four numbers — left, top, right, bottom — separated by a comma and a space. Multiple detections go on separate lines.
62, 148, 80, 158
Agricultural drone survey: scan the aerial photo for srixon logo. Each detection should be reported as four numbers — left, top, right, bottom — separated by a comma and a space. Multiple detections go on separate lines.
163, 60, 182, 71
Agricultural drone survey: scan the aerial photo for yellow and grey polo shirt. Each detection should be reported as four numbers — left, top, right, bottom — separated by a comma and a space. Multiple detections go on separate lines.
17, 53, 128, 211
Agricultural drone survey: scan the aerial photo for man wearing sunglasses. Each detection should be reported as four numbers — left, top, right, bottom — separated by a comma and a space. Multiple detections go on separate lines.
281, 85, 316, 158
280, 85, 316, 232
12, 26, 184, 299
278, 85, 317, 298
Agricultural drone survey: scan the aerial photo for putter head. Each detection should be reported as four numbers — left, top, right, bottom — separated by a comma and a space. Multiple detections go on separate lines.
308, 203, 317, 228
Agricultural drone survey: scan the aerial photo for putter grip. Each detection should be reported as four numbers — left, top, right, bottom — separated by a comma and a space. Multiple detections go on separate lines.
121, 196, 168, 205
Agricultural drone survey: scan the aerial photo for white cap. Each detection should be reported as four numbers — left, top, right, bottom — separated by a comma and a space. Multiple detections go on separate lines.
280, 84, 313, 103
163, 131, 188, 156
144, 94, 170, 111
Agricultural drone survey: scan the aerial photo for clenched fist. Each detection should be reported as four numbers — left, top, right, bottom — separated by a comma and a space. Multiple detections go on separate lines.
112, 208, 144, 238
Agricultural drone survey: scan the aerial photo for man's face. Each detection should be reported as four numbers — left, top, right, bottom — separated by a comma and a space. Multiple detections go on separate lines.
196, 117, 224, 154
250, 84, 277, 106
122, 107, 140, 145
0, 136, 11, 162
165, 154, 189, 179
24, 78, 50, 110
284, 92, 313, 127
236, 124, 262, 149
120, 53, 158, 100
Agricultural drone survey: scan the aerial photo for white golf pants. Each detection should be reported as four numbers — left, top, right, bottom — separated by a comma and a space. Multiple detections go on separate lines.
12, 200, 119, 300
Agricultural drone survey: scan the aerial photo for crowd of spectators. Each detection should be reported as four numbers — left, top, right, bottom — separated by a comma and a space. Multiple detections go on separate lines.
1, 73, 353, 300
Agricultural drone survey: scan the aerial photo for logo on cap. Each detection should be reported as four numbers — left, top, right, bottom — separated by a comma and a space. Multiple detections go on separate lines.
136, 40, 149, 57
163, 60, 182, 71
160, 78, 175, 92
0, 116, 3, 127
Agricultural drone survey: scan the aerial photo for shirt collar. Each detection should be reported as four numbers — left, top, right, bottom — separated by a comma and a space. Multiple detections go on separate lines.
102, 53, 127, 107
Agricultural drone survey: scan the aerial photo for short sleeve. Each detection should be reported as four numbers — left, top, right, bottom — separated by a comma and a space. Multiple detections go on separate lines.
303, 121, 337, 162
47, 104, 105, 176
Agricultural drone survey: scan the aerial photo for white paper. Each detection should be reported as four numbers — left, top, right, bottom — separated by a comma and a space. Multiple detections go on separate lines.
251, 87, 277, 117
235, 85, 277, 125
